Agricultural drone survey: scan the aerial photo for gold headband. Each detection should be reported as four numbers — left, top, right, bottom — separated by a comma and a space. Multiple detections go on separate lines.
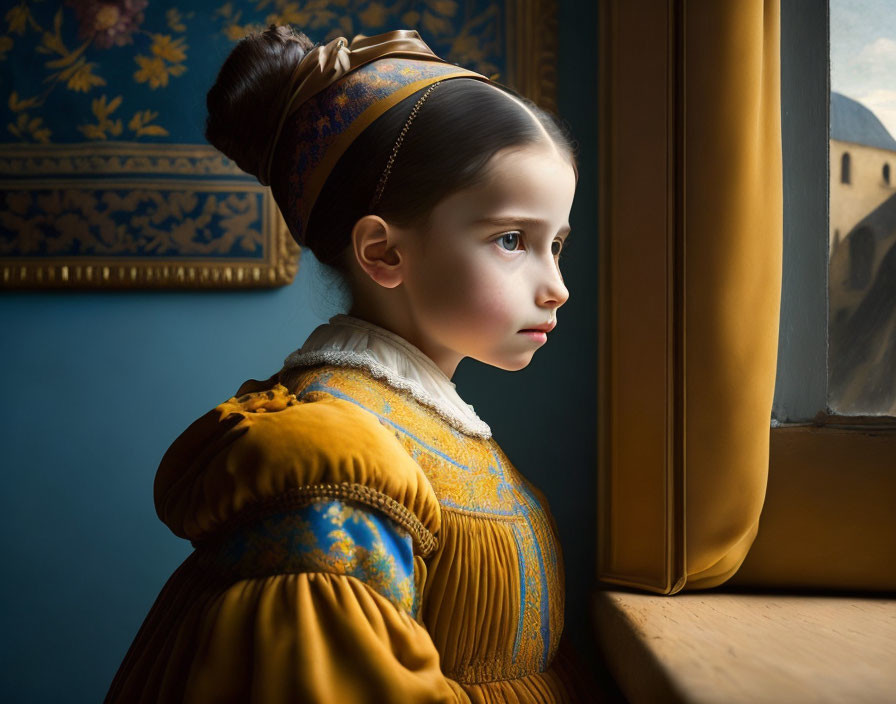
258, 28, 493, 247
260, 29, 470, 187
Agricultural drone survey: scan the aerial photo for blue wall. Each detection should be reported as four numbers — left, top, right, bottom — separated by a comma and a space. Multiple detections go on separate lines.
0, 3, 597, 701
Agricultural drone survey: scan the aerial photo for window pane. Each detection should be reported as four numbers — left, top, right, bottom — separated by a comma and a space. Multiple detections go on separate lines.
829, 0, 896, 415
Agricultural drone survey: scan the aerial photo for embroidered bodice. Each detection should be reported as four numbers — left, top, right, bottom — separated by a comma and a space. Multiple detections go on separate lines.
104, 313, 584, 703
277, 314, 568, 687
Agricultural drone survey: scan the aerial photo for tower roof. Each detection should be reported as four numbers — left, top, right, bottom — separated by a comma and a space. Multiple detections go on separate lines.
831, 92, 896, 152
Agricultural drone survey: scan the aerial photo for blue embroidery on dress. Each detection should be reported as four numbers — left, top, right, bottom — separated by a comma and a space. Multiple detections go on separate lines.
300, 378, 520, 516
509, 520, 528, 661
302, 380, 478, 472
490, 447, 552, 669
508, 469, 553, 670
209, 499, 417, 615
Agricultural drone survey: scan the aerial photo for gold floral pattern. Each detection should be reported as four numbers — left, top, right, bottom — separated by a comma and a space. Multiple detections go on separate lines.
200, 498, 419, 616
0, 1, 548, 289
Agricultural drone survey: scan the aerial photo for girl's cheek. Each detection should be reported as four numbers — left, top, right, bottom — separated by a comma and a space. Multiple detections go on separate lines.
421, 250, 511, 319
467, 280, 515, 319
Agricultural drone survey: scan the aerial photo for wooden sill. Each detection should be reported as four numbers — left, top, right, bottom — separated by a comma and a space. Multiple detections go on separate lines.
592, 587, 896, 704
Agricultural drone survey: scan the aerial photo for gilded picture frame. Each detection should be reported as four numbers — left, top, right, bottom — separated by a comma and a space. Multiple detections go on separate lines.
0, 0, 556, 290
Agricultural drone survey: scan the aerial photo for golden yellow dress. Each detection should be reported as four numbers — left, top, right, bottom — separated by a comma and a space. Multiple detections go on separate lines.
105, 315, 587, 703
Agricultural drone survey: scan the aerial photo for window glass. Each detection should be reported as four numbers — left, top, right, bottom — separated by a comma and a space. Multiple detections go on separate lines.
829, 0, 896, 415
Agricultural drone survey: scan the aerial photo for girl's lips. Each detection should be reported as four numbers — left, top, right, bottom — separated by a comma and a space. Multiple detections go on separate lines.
518, 330, 548, 343
519, 321, 556, 333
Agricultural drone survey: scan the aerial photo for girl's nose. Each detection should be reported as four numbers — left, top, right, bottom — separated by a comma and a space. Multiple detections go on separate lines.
537, 255, 570, 309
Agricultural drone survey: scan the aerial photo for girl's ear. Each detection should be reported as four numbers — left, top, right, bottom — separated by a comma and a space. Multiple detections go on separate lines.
350, 214, 404, 289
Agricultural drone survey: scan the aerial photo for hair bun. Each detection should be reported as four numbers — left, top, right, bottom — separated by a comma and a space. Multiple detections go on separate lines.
205, 25, 315, 181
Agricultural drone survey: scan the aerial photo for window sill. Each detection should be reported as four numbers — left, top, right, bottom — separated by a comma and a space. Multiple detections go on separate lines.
592, 588, 896, 704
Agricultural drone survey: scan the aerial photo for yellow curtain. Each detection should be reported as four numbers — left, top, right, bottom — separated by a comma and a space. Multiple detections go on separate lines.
681, 0, 782, 588
597, 0, 782, 592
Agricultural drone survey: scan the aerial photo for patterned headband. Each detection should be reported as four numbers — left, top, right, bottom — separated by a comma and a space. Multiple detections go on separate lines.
259, 29, 493, 247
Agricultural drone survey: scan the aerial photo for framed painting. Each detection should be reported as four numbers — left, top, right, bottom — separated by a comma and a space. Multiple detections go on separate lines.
0, 0, 556, 289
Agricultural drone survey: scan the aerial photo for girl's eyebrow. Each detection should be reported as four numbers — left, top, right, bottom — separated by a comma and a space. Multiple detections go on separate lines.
472, 215, 571, 235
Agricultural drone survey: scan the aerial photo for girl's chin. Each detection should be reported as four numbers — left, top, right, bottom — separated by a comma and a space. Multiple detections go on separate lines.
468, 346, 536, 371
493, 353, 535, 372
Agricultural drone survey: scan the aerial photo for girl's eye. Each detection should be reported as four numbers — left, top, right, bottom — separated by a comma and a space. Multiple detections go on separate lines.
554, 238, 571, 260
552, 240, 563, 257
496, 232, 522, 251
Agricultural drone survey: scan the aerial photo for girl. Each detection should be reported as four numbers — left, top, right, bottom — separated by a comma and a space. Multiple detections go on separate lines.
105, 24, 586, 703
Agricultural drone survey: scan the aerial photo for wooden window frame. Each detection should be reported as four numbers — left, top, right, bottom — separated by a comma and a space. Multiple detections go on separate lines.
597, 0, 896, 595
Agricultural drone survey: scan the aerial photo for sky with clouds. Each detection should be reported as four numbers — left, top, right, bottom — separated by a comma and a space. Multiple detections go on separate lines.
831, 0, 896, 138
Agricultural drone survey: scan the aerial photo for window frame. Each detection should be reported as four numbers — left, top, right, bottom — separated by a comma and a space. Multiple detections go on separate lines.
773, 0, 896, 427
731, 0, 896, 591
597, 0, 896, 596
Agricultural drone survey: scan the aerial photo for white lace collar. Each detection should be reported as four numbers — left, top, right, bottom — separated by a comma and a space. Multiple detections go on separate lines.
282, 314, 492, 439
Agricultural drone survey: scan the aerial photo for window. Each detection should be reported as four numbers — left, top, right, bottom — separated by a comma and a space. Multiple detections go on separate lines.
598, 0, 896, 601
828, 0, 896, 416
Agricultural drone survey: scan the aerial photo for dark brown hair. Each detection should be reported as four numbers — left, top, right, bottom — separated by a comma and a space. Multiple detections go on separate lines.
205, 24, 578, 285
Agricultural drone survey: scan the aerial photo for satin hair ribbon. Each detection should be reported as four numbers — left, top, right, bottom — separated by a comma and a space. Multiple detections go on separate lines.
260, 29, 467, 187
259, 28, 494, 248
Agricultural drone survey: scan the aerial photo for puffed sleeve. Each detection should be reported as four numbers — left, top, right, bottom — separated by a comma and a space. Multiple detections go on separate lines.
105, 383, 470, 704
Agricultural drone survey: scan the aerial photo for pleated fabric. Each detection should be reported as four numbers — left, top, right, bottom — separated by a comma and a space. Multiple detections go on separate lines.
105, 365, 587, 702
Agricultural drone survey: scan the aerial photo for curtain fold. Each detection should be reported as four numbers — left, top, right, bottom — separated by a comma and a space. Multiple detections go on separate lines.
597, 0, 782, 592
681, 0, 782, 588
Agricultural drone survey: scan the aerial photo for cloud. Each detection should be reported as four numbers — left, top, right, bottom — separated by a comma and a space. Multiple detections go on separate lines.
832, 36, 896, 118
855, 36, 896, 74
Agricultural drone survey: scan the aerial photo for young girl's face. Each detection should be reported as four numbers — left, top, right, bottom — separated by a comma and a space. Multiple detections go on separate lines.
398, 143, 576, 376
